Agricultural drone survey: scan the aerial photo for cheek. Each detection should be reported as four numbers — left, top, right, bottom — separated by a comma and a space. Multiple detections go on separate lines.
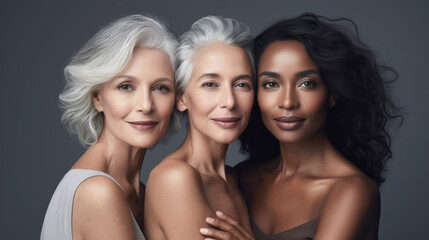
237, 91, 254, 114
101, 95, 131, 119
301, 92, 329, 119
257, 91, 277, 117
154, 94, 175, 118
187, 91, 215, 116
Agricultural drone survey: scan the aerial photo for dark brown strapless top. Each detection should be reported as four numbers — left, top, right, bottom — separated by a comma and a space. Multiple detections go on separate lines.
251, 220, 318, 240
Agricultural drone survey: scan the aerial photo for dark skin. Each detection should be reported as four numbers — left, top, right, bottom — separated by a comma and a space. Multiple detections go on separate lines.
201, 41, 380, 240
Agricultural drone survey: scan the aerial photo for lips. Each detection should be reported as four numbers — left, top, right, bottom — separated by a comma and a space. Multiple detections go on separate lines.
274, 116, 305, 130
127, 121, 158, 130
211, 117, 241, 129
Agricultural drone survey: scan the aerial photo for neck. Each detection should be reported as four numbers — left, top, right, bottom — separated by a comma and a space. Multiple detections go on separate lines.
276, 130, 330, 179
182, 126, 229, 180
97, 129, 146, 188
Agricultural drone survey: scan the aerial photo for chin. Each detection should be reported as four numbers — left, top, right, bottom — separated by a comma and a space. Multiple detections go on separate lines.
212, 133, 240, 145
129, 138, 159, 149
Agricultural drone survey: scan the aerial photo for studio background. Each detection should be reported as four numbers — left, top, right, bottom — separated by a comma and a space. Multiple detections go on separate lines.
1, 0, 427, 239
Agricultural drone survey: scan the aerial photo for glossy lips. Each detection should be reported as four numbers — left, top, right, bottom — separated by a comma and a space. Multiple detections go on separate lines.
274, 116, 305, 130
211, 117, 241, 129
127, 121, 158, 130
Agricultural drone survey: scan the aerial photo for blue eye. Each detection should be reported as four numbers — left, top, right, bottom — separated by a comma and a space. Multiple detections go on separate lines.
263, 81, 279, 89
118, 84, 133, 91
203, 82, 217, 88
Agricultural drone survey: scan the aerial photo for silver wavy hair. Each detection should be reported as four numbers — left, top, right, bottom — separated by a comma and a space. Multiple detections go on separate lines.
175, 15, 254, 94
59, 14, 179, 146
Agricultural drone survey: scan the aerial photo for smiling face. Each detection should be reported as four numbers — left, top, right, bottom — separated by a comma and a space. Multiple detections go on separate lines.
93, 47, 175, 148
177, 43, 254, 144
257, 41, 335, 144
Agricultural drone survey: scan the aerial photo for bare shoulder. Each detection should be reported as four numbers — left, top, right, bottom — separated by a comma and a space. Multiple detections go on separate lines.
74, 176, 126, 208
144, 157, 214, 239
330, 173, 379, 201
147, 157, 201, 189
316, 172, 380, 239
73, 176, 134, 240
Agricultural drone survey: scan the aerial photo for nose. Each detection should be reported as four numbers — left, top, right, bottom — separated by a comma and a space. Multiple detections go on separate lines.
220, 85, 237, 111
279, 84, 299, 110
137, 88, 155, 114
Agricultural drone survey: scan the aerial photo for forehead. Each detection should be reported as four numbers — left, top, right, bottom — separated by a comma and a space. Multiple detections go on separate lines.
192, 43, 252, 75
258, 41, 317, 72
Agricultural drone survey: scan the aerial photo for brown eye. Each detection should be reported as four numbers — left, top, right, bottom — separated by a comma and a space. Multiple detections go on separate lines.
300, 81, 316, 89
263, 81, 279, 89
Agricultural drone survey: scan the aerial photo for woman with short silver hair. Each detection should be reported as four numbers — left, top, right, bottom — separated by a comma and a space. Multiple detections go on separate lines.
144, 15, 255, 240
41, 14, 178, 240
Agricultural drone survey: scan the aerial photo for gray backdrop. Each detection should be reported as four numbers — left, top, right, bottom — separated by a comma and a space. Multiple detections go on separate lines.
1, 0, 428, 239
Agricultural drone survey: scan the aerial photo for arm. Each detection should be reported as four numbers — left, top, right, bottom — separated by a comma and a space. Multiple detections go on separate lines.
72, 176, 136, 240
201, 211, 255, 240
144, 161, 215, 240
314, 176, 380, 240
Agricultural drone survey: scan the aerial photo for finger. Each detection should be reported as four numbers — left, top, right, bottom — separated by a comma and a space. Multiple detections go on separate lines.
216, 211, 254, 239
205, 217, 245, 239
200, 227, 238, 240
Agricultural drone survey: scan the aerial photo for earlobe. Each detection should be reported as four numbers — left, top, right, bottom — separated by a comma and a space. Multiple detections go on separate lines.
329, 94, 337, 108
92, 92, 103, 112
176, 93, 188, 112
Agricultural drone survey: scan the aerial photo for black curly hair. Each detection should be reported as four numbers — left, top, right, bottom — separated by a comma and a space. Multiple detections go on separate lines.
239, 13, 403, 186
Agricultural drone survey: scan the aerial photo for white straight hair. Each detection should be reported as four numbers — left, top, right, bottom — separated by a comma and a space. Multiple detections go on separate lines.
175, 15, 255, 94
59, 14, 179, 146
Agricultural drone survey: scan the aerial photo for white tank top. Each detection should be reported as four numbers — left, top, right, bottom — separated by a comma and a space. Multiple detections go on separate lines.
41, 169, 145, 240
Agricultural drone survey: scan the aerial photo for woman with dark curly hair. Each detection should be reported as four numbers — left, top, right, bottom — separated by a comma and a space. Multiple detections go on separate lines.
202, 13, 402, 240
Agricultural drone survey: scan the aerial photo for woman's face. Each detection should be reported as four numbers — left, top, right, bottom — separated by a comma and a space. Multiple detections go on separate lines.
93, 47, 175, 148
257, 41, 334, 144
178, 43, 254, 144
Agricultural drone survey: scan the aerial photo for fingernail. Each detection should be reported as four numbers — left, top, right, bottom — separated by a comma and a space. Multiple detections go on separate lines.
216, 210, 224, 215
200, 228, 209, 234
206, 217, 215, 223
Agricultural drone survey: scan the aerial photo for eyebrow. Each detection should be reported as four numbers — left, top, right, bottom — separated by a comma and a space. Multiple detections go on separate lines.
198, 73, 220, 81
258, 70, 319, 78
258, 71, 280, 78
114, 75, 173, 83
234, 74, 252, 81
296, 69, 318, 77
198, 73, 252, 81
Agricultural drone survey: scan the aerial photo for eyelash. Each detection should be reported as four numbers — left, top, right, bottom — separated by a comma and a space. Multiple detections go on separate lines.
202, 82, 217, 88
235, 82, 252, 89
118, 83, 171, 93
118, 83, 133, 91
262, 81, 279, 89
299, 80, 316, 89
153, 85, 170, 92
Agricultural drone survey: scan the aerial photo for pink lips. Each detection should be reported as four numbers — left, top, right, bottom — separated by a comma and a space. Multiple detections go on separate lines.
274, 116, 305, 130
211, 117, 241, 129
127, 121, 158, 130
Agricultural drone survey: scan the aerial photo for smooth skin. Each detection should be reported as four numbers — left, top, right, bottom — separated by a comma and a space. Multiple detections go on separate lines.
204, 41, 380, 240
144, 43, 254, 240
71, 47, 175, 240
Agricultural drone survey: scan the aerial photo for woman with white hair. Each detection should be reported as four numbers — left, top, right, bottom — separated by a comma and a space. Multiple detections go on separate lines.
41, 14, 178, 240
144, 16, 255, 239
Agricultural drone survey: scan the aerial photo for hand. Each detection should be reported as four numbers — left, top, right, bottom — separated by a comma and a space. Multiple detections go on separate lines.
200, 211, 255, 240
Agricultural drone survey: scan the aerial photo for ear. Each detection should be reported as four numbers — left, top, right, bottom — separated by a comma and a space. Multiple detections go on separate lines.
329, 94, 337, 108
92, 91, 103, 112
176, 91, 188, 112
